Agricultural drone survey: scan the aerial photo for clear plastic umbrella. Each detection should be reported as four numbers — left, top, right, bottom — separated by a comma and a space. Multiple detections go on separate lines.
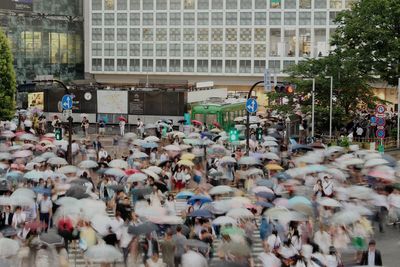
0, 237, 20, 257
226, 208, 254, 219
57, 165, 79, 174
108, 159, 128, 169
79, 160, 98, 169
48, 156, 69, 166
127, 173, 147, 183
84, 244, 123, 263
209, 185, 234, 195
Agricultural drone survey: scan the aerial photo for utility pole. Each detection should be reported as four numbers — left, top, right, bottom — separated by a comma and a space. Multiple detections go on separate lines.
246, 80, 264, 155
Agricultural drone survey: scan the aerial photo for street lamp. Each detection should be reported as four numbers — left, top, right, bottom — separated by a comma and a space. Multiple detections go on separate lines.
304, 78, 316, 138
325, 76, 333, 140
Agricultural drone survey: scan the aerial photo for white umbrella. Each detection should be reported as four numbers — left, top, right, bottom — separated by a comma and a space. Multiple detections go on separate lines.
57, 165, 79, 174
12, 188, 35, 199
1, 131, 16, 138
332, 210, 361, 225
23, 170, 43, 181
245, 168, 264, 177
0, 237, 20, 258
44, 133, 55, 138
142, 169, 159, 180
79, 160, 98, 169
212, 216, 237, 225
188, 132, 201, 139
364, 153, 382, 161
84, 244, 123, 263
317, 197, 342, 207
164, 145, 181, 151
264, 136, 277, 142
127, 173, 147, 183
229, 197, 252, 208
0, 196, 12, 206
325, 146, 344, 156
9, 195, 34, 206
91, 214, 113, 236
109, 159, 128, 169
55, 196, 79, 206
364, 158, 389, 168
144, 136, 160, 142
238, 156, 260, 165
262, 140, 279, 147
12, 150, 33, 158
6, 145, 22, 152
252, 186, 274, 194
147, 166, 162, 174
264, 207, 290, 220
0, 152, 11, 161
104, 168, 126, 177
53, 139, 68, 147
209, 185, 234, 195
339, 158, 364, 166
260, 152, 280, 161
325, 168, 348, 180
123, 132, 137, 140
148, 215, 183, 225
32, 156, 46, 163
41, 152, 57, 159
136, 206, 167, 218
347, 185, 375, 199
78, 199, 107, 221
226, 208, 254, 219
131, 151, 149, 159
19, 133, 39, 142
220, 156, 237, 164
47, 157, 68, 166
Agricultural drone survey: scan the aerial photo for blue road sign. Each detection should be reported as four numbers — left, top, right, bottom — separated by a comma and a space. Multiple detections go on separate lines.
246, 98, 258, 113
61, 95, 73, 110
370, 116, 377, 124
376, 117, 386, 127
376, 129, 385, 139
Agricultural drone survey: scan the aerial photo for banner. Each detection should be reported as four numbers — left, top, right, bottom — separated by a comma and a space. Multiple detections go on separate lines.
0, 0, 33, 12
28, 92, 44, 110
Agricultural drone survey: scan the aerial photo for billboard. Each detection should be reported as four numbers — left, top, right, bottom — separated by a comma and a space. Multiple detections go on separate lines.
0, 0, 33, 12
28, 92, 44, 110
97, 90, 128, 114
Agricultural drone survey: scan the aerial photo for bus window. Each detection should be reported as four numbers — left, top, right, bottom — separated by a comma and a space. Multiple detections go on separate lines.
205, 114, 217, 127
194, 114, 204, 123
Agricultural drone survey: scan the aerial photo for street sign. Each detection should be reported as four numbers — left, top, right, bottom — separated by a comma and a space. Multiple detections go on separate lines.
370, 116, 377, 125
375, 104, 386, 115
61, 95, 73, 110
376, 129, 385, 139
63, 109, 72, 118
264, 68, 272, 92
376, 117, 386, 127
246, 98, 258, 113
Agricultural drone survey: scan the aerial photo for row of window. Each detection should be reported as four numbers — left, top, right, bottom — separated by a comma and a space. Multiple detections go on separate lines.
93, 0, 356, 11
92, 27, 334, 43
92, 58, 295, 74
93, 11, 339, 26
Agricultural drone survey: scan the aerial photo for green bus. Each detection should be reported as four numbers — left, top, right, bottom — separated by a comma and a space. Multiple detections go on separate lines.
190, 101, 246, 130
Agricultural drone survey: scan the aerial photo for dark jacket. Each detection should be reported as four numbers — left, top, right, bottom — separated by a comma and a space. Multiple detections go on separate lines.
359, 249, 383, 266
0, 212, 13, 228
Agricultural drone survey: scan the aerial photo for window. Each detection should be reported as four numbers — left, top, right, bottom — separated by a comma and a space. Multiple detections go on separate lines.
142, 28, 153, 41
130, 13, 140, 25
269, 12, 281, 25
184, 0, 195, 9
156, 29, 167, 41
197, 60, 208, 72
345, 0, 357, 8
315, 0, 327, 8
226, 28, 237, 41
240, 28, 251, 41
183, 44, 195, 56
299, 28, 311, 57
142, 43, 154, 56
314, 12, 327, 25
254, 60, 266, 73
299, 12, 311, 25
184, 13, 195, 25
284, 12, 296, 25
254, 28, 266, 42
92, 0, 102, 10
92, 58, 102, 71
92, 28, 102, 41
330, 11, 339, 25
284, 30, 296, 57
129, 44, 140, 56
254, 44, 266, 57
314, 29, 327, 56
183, 59, 194, 72
129, 59, 140, 72
183, 28, 195, 41
170, 28, 181, 41
212, 13, 223, 25
268, 60, 280, 73
104, 13, 115, 25
143, 13, 153, 25
269, 29, 281, 56
104, 43, 114, 56
105, 0, 115, 10
104, 59, 115, 71
239, 60, 251, 73
117, 29, 127, 41
130, 0, 140, 9
225, 44, 237, 57
169, 43, 181, 57
212, 0, 223, 9
330, 0, 342, 9
117, 13, 127, 25
104, 28, 114, 41
240, 12, 252, 25
211, 44, 223, 57
170, 13, 181, 25
143, 0, 153, 10
130, 28, 140, 40
142, 59, 153, 72
283, 60, 295, 70
211, 29, 223, 41
92, 43, 102, 56
156, 0, 167, 10
198, 0, 209, 9
117, 43, 127, 56
92, 13, 102, 26
156, 59, 167, 72
225, 60, 237, 73
226, 0, 237, 9
198, 28, 209, 41
211, 60, 223, 72
240, 0, 251, 9
270, 0, 281, 8
156, 44, 167, 56
254, 12, 266, 25
226, 12, 237, 25
117, 0, 127, 10
156, 13, 167, 25
169, 59, 181, 72
198, 12, 209, 25
170, 0, 181, 9
255, 0, 266, 9
117, 59, 127, 71
197, 44, 208, 57
285, 0, 296, 9
300, 0, 311, 9
240, 44, 251, 57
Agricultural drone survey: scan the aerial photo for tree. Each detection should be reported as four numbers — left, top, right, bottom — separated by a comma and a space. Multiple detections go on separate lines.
0, 28, 16, 120
267, 54, 383, 133
332, 0, 400, 85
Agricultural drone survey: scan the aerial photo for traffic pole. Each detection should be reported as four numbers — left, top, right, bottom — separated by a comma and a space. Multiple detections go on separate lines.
246, 81, 264, 155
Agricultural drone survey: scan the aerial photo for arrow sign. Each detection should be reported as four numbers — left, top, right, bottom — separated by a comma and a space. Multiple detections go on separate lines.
246, 98, 258, 113
61, 95, 73, 110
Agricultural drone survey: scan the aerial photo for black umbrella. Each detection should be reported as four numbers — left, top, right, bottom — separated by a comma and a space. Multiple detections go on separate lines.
158, 160, 172, 167
255, 191, 275, 200
0, 226, 18, 237
106, 184, 125, 192
128, 222, 158, 235
155, 181, 168, 193
69, 178, 88, 186
131, 187, 152, 198
255, 201, 274, 208
185, 239, 209, 249
65, 185, 89, 199
39, 231, 64, 247
188, 209, 214, 218
178, 119, 187, 124
0, 179, 11, 191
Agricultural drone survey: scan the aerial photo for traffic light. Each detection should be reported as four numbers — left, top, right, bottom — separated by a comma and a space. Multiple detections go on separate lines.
285, 84, 295, 94
275, 83, 296, 94
55, 128, 62, 141
274, 84, 285, 93
229, 128, 239, 142
256, 127, 263, 141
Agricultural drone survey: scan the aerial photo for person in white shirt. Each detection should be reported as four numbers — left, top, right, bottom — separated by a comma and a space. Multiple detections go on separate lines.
258, 241, 282, 267
322, 176, 334, 197
98, 147, 108, 160
181, 249, 208, 267
38, 194, 53, 232
137, 118, 144, 138
119, 120, 126, 136
266, 230, 281, 251
12, 206, 26, 229
313, 226, 331, 254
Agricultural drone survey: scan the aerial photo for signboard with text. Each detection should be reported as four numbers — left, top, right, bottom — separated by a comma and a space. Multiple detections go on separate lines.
0, 0, 33, 12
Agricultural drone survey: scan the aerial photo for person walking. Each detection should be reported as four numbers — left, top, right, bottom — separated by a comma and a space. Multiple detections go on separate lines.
359, 240, 383, 266
137, 118, 144, 138
38, 193, 53, 232
119, 119, 126, 136
160, 229, 175, 267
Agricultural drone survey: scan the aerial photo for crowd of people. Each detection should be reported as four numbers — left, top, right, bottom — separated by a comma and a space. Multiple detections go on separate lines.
0, 109, 398, 267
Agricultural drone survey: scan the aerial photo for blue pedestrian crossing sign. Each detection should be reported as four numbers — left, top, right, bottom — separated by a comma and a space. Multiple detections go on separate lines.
246, 98, 258, 113
61, 95, 73, 110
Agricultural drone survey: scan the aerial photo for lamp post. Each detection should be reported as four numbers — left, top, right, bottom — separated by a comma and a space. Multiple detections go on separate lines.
325, 76, 333, 140
304, 78, 316, 138
397, 77, 400, 148
246, 80, 264, 155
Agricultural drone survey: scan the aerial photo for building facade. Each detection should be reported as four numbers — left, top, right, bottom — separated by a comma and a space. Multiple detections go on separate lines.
0, 0, 84, 84
86, 0, 355, 87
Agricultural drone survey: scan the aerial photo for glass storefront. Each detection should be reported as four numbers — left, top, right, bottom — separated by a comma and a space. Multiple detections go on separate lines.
0, 0, 84, 83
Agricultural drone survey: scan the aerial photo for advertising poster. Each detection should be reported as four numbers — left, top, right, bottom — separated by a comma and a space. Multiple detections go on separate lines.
0, 0, 33, 12
28, 92, 44, 110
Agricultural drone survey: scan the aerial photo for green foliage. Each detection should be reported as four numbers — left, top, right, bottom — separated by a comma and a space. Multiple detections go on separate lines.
332, 0, 400, 85
0, 28, 16, 120
338, 136, 350, 148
